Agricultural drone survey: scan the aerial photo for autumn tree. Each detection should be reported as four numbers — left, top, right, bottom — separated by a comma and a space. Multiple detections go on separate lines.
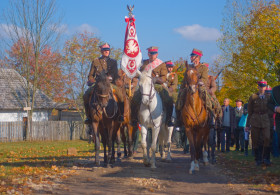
218, 0, 280, 103
1, 0, 62, 139
2, 40, 69, 102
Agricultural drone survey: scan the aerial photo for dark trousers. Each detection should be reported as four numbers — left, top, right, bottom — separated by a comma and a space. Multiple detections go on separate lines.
276, 118, 280, 150
220, 126, 231, 152
217, 127, 221, 150
235, 127, 245, 150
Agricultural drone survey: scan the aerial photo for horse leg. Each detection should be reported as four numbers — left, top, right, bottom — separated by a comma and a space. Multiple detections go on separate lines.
92, 122, 100, 166
121, 126, 127, 158
166, 125, 174, 162
140, 126, 150, 167
185, 128, 196, 174
150, 126, 160, 169
116, 128, 122, 159
102, 136, 108, 167
127, 124, 134, 158
158, 125, 165, 160
107, 126, 114, 167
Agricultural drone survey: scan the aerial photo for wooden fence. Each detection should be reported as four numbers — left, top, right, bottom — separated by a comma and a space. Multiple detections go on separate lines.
0, 121, 87, 142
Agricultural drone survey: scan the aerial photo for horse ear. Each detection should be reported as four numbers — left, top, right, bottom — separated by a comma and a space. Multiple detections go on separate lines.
185, 60, 189, 70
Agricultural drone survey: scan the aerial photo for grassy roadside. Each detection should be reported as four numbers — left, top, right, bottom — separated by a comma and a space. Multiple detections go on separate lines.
0, 140, 95, 194
216, 147, 280, 193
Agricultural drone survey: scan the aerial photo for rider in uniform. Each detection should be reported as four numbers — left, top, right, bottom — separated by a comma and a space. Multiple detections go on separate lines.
130, 46, 174, 127
165, 61, 181, 147
83, 43, 124, 124
176, 49, 214, 127
165, 60, 178, 103
246, 79, 271, 166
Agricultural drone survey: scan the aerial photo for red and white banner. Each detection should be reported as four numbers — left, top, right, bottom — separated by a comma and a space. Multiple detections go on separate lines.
121, 16, 142, 79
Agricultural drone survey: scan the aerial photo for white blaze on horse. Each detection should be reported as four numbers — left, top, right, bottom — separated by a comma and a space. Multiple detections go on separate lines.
137, 68, 173, 168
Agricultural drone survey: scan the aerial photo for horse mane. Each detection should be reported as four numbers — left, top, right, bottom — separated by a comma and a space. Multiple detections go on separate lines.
139, 69, 151, 86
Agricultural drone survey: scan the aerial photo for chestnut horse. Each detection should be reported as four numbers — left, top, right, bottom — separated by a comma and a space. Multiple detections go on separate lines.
181, 67, 210, 174
115, 90, 137, 159
89, 71, 120, 167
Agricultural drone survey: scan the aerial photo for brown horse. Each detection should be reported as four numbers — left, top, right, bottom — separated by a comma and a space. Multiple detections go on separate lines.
114, 73, 138, 159
89, 71, 120, 167
181, 66, 210, 174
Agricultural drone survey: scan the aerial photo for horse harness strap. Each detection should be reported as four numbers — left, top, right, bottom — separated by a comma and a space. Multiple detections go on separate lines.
141, 75, 156, 101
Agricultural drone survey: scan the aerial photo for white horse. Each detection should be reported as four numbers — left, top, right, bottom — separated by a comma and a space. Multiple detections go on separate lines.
158, 105, 174, 162
137, 68, 172, 168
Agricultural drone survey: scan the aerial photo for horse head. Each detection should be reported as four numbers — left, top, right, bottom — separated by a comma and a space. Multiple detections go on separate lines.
185, 67, 199, 94
138, 68, 154, 106
95, 70, 111, 108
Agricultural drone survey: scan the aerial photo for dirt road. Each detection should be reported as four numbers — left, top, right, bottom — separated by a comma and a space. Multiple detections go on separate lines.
49, 146, 269, 195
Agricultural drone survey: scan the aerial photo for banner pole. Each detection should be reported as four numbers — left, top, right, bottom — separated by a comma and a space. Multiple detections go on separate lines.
129, 78, 132, 97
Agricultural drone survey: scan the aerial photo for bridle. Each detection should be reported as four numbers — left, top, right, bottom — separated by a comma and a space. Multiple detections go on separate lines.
140, 75, 156, 102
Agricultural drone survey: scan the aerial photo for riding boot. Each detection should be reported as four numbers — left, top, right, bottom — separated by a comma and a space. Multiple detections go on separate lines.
167, 103, 174, 127
263, 147, 271, 166
118, 102, 124, 122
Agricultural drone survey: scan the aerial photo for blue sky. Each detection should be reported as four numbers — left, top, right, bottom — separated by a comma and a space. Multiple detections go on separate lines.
1, 0, 226, 64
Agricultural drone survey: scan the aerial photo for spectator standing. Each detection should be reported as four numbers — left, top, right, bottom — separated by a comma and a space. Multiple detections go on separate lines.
221, 98, 236, 152
234, 99, 245, 152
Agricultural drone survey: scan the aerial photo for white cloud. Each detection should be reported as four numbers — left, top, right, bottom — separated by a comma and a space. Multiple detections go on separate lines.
0, 24, 27, 39
75, 24, 100, 35
174, 24, 221, 42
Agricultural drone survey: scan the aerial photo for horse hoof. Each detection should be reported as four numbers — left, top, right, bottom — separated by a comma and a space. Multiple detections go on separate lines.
144, 163, 151, 167
166, 159, 172, 163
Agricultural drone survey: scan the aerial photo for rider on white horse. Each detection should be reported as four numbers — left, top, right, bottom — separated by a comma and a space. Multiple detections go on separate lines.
130, 46, 174, 128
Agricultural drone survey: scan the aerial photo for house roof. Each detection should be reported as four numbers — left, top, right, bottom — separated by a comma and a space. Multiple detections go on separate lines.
0, 68, 56, 110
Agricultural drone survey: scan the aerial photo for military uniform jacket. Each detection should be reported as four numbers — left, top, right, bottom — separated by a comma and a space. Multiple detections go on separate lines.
207, 75, 217, 97
268, 85, 280, 120
88, 56, 119, 84
246, 92, 270, 128
140, 59, 168, 82
189, 63, 208, 86
166, 72, 178, 92
180, 63, 208, 92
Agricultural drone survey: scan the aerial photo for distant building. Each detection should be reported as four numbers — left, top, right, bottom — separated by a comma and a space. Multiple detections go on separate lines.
0, 68, 56, 122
